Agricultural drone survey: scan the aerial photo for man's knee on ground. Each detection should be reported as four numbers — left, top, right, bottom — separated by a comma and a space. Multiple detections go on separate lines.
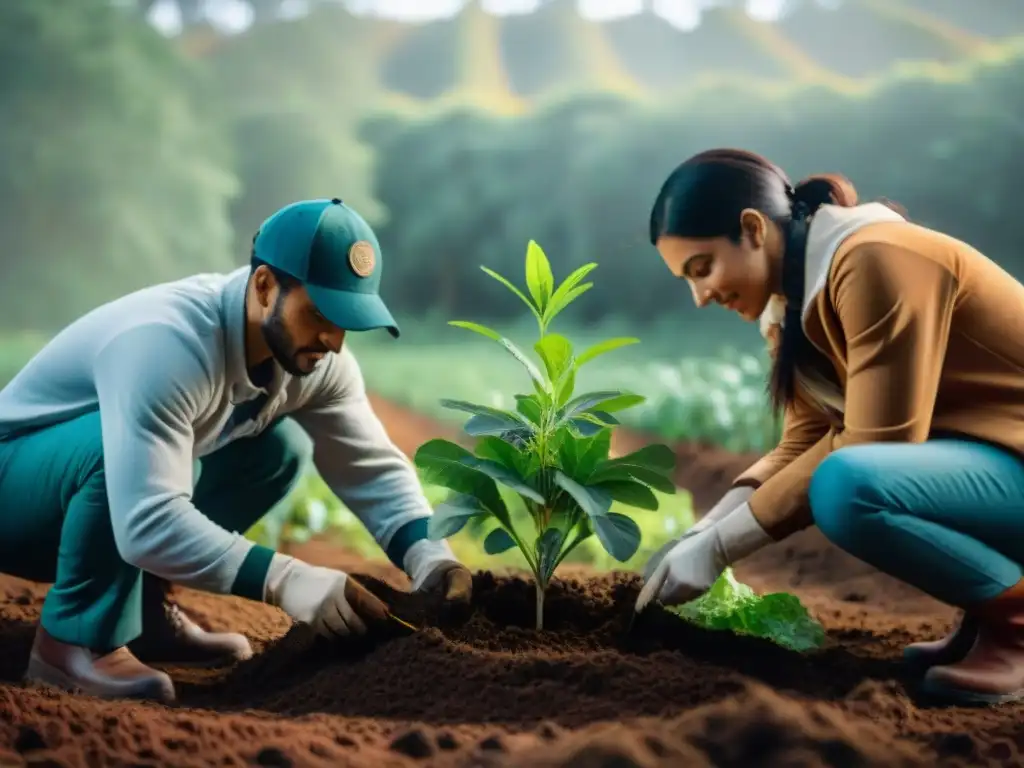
809, 446, 888, 552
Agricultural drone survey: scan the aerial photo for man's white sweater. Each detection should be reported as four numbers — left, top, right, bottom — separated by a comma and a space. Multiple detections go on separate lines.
0, 267, 447, 600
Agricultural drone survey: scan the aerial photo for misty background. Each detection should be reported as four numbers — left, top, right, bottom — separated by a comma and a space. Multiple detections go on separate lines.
3, 0, 1023, 366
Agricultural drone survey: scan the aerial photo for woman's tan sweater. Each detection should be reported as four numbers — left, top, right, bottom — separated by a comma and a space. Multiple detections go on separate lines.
735, 203, 1024, 539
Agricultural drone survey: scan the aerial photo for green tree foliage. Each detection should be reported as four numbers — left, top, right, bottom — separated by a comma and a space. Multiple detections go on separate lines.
0, 0, 237, 330
363, 44, 1024, 327
203, 5, 390, 255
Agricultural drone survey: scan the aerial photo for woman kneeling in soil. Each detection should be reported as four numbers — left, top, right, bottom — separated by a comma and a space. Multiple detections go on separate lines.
637, 147, 1024, 706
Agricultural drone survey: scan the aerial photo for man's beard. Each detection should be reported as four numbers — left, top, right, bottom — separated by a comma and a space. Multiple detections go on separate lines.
261, 295, 320, 378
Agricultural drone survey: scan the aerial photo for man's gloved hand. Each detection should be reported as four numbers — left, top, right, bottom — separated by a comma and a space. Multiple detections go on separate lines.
263, 553, 390, 638
403, 539, 473, 607
635, 500, 773, 612
641, 485, 754, 582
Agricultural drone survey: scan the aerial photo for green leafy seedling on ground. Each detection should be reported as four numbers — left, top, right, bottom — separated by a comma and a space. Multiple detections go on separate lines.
671, 568, 827, 652
413, 240, 677, 630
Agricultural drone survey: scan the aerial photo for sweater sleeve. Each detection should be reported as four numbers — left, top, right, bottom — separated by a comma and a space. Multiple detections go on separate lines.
747, 242, 959, 537
732, 384, 832, 489
290, 346, 437, 568
92, 324, 272, 599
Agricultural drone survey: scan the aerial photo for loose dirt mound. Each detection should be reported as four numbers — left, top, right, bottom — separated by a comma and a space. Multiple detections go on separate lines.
0, 396, 1020, 767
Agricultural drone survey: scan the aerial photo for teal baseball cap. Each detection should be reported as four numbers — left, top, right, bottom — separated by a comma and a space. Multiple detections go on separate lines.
252, 198, 400, 338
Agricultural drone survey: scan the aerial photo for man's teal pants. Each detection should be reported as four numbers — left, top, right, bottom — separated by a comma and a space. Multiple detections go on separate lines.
0, 410, 314, 652
810, 438, 1024, 608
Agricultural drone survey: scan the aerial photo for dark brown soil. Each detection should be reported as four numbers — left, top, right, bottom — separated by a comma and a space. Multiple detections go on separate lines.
0, 396, 1020, 767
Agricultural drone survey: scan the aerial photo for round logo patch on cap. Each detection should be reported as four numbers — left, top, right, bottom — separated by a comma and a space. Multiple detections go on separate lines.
348, 241, 376, 277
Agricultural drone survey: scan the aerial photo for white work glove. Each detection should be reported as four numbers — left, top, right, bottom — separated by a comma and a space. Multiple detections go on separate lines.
403, 539, 473, 606
263, 553, 389, 638
641, 485, 754, 581
635, 501, 773, 612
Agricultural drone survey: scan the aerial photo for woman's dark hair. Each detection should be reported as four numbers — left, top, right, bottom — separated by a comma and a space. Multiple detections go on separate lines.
648, 148, 874, 414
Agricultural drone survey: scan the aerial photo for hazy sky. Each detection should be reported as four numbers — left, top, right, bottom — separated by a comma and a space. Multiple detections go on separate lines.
149, 0, 807, 35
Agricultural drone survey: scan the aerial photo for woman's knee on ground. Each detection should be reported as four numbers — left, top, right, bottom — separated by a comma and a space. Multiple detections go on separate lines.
809, 446, 890, 552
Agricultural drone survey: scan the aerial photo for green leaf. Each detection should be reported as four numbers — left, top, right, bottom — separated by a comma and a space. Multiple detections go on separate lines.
475, 435, 530, 476
607, 444, 676, 474
592, 393, 646, 413
459, 455, 544, 504
594, 479, 660, 510
525, 240, 554, 316
413, 438, 508, 519
556, 367, 576, 408
484, 527, 518, 555
575, 429, 613, 479
557, 390, 628, 424
550, 283, 593, 316
480, 265, 542, 323
671, 569, 827, 653
427, 493, 488, 539
589, 464, 677, 495
439, 399, 533, 438
536, 527, 566, 582
592, 512, 642, 562
557, 435, 580, 478
580, 410, 618, 426
569, 418, 608, 437
553, 471, 613, 519
497, 337, 548, 392
575, 337, 640, 367
447, 320, 502, 342
534, 333, 573, 385
515, 394, 543, 425
547, 263, 597, 320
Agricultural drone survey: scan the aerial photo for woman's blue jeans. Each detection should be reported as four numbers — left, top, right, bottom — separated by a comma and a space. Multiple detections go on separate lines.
809, 438, 1024, 608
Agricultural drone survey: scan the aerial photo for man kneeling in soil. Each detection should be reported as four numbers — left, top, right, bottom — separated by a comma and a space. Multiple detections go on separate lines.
0, 198, 472, 703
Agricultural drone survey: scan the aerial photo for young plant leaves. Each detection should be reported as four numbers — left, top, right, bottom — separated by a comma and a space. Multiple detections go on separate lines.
534, 333, 574, 385
593, 479, 660, 510
439, 399, 534, 438
525, 240, 554, 319
447, 322, 548, 394
484, 527, 518, 555
475, 435, 531, 477
413, 439, 509, 523
447, 320, 503, 343
574, 429, 613, 480
592, 512, 642, 562
575, 337, 640, 367
545, 262, 597, 324
480, 265, 543, 326
426, 493, 488, 539
607, 444, 677, 474
556, 390, 629, 425
593, 393, 647, 413
553, 470, 614, 519
460, 455, 544, 504
589, 463, 676, 495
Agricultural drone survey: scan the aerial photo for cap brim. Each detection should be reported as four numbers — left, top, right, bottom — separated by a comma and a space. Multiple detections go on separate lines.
306, 284, 400, 338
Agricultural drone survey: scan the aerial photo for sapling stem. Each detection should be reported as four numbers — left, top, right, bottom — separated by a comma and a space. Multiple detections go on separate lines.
535, 577, 546, 630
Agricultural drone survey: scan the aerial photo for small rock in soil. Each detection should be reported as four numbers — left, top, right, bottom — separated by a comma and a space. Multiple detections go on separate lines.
389, 728, 434, 759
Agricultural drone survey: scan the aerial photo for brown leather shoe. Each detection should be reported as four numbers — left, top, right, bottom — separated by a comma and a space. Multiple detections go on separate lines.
128, 577, 253, 668
923, 581, 1024, 705
903, 611, 979, 671
25, 626, 175, 703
